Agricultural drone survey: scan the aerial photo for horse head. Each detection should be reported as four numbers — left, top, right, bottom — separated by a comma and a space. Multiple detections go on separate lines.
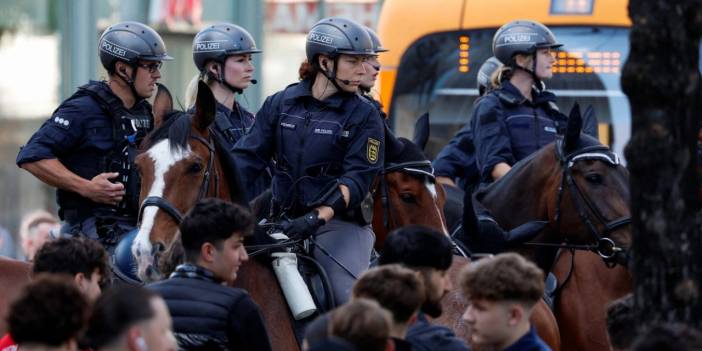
132, 81, 223, 282
477, 104, 631, 270
372, 126, 447, 250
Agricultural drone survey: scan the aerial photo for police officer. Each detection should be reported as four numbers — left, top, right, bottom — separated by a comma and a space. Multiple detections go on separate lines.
358, 26, 387, 116
190, 23, 270, 200
473, 20, 566, 183
16, 21, 172, 248
233, 17, 384, 304
434, 56, 502, 192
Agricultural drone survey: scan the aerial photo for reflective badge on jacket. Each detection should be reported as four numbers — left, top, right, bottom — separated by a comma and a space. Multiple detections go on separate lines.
367, 138, 380, 164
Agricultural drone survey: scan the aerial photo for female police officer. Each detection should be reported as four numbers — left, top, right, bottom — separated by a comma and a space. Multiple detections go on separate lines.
190, 23, 270, 200
233, 17, 384, 304
16, 21, 171, 247
473, 20, 566, 183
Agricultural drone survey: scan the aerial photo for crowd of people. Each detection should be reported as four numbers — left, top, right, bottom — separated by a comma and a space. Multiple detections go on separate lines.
4, 12, 701, 351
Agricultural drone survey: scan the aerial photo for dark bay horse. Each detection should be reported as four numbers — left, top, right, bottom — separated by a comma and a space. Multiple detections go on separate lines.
0, 257, 31, 335
468, 108, 632, 351
131, 82, 298, 351
373, 134, 561, 350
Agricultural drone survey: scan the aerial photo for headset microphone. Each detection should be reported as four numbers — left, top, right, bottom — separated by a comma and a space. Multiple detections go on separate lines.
338, 78, 351, 85
250, 79, 258, 84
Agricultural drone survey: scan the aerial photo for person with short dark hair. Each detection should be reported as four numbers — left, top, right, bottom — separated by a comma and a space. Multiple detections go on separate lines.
83, 285, 176, 351
631, 323, 702, 351
6, 275, 89, 351
379, 225, 469, 351
330, 298, 392, 351
147, 198, 271, 351
460, 253, 548, 351
0, 237, 109, 350
352, 264, 425, 350
606, 294, 636, 351
33, 237, 109, 301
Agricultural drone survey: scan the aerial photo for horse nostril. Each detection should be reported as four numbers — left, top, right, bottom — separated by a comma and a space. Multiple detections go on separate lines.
152, 242, 165, 255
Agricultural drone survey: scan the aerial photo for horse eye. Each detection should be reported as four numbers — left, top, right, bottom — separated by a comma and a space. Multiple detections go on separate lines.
585, 174, 603, 184
188, 163, 203, 174
399, 193, 417, 204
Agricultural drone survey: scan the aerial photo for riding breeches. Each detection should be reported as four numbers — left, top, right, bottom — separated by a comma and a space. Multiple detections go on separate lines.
311, 219, 375, 305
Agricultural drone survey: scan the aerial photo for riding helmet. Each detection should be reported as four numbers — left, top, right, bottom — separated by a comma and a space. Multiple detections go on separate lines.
492, 19, 562, 65
305, 17, 375, 63
98, 21, 173, 72
192, 23, 262, 73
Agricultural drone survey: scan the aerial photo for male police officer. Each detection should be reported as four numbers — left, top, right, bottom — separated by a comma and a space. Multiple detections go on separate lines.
16, 21, 172, 249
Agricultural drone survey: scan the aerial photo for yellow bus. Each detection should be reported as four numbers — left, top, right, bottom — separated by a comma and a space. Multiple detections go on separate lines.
376, 0, 630, 158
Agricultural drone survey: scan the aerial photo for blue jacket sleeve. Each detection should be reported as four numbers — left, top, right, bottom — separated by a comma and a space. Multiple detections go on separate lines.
232, 95, 278, 191
16, 98, 89, 166
433, 123, 474, 179
338, 105, 385, 209
472, 96, 514, 181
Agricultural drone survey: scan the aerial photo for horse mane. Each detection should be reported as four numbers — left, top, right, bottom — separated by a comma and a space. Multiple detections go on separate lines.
142, 111, 193, 152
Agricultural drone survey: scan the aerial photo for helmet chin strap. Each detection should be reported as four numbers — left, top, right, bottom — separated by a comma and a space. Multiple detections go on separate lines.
118, 63, 142, 102
512, 52, 544, 93
322, 56, 353, 95
210, 62, 243, 95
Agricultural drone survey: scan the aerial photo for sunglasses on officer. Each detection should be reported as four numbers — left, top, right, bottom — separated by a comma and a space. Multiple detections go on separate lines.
136, 61, 163, 73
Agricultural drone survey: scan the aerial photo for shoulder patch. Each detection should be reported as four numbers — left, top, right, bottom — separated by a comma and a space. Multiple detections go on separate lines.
51, 116, 71, 130
367, 137, 380, 164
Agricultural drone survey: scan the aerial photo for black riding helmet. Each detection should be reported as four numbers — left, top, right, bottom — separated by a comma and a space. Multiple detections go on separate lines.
492, 20, 562, 86
305, 17, 374, 90
364, 26, 388, 53
99, 21, 172, 97
476, 56, 502, 95
99, 21, 173, 72
192, 23, 261, 94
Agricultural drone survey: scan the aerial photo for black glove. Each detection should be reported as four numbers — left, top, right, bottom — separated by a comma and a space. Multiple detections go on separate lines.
282, 210, 326, 240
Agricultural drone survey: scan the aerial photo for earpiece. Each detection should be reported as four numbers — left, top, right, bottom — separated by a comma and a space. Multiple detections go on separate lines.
250, 79, 258, 84
135, 336, 147, 351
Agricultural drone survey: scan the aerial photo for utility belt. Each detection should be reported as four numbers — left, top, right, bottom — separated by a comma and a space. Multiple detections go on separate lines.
62, 207, 136, 248
275, 160, 344, 178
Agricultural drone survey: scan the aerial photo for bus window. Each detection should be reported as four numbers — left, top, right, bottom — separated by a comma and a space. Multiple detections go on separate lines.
388, 26, 631, 160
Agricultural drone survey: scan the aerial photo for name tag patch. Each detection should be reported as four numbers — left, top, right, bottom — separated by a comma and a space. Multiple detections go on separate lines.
314, 128, 334, 135
280, 122, 296, 130
544, 126, 557, 133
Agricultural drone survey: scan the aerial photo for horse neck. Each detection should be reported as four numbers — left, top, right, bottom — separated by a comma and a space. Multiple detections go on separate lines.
480, 149, 562, 229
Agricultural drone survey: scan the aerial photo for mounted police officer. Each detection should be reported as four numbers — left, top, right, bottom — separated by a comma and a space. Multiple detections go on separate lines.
473, 20, 567, 183
16, 21, 172, 250
434, 56, 502, 193
189, 23, 271, 200
233, 17, 384, 305
358, 26, 388, 117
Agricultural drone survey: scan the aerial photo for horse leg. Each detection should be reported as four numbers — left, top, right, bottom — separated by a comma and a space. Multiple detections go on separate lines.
553, 251, 632, 351
235, 258, 299, 351
435, 256, 561, 351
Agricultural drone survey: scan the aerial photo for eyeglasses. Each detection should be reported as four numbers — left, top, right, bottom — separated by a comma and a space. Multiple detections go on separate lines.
136, 61, 163, 73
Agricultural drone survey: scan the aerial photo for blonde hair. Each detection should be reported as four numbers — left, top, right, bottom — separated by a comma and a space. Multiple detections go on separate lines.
184, 62, 221, 109
490, 53, 534, 88
20, 210, 58, 240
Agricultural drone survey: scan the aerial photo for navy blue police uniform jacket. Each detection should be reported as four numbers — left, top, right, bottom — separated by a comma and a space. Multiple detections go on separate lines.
232, 79, 385, 214
16, 80, 151, 221
210, 101, 271, 200
435, 86, 600, 189
472, 81, 568, 183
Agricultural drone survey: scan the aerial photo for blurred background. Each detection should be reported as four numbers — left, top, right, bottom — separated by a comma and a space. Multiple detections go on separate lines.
0, 0, 382, 257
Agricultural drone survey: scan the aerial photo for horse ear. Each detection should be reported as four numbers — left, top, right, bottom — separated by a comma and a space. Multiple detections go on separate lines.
412, 113, 430, 151
564, 102, 583, 152
384, 124, 405, 161
193, 80, 216, 133
152, 83, 173, 129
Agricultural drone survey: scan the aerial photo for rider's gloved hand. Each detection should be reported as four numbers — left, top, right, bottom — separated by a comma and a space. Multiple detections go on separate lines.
282, 210, 326, 240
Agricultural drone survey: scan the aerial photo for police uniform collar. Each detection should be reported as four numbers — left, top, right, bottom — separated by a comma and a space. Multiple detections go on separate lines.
284, 78, 349, 109
89, 80, 149, 108
499, 81, 556, 107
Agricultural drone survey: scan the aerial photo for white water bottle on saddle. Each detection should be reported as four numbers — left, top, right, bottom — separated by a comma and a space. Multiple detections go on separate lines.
268, 230, 318, 320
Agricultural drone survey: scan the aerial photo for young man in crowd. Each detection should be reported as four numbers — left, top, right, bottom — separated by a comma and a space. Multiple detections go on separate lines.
4, 276, 90, 351
329, 298, 392, 351
83, 285, 177, 351
352, 264, 425, 350
147, 198, 271, 351
0, 237, 108, 350
460, 253, 549, 351
379, 225, 470, 351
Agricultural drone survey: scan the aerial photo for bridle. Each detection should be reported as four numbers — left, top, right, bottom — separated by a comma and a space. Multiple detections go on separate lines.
138, 132, 219, 226
378, 160, 436, 231
525, 139, 631, 266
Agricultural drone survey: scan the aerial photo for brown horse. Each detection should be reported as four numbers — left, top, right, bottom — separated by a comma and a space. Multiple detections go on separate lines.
373, 135, 561, 350
471, 108, 632, 351
0, 257, 31, 335
131, 82, 298, 351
